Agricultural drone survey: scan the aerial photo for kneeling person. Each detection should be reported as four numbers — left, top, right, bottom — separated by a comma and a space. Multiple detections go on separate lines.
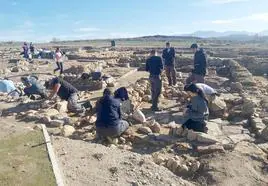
96, 88, 129, 139
21, 76, 47, 100
45, 77, 84, 113
183, 84, 209, 132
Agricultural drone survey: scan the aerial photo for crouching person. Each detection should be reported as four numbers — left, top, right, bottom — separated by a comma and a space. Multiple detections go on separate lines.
96, 88, 129, 142
45, 77, 84, 114
21, 76, 47, 100
182, 83, 209, 133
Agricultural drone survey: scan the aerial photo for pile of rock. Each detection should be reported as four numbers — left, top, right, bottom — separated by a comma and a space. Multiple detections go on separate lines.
218, 59, 256, 86
126, 78, 151, 109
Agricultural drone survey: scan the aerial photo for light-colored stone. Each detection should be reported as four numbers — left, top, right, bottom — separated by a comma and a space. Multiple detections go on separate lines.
89, 116, 97, 124
42, 108, 60, 117
142, 95, 151, 102
133, 109, 146, 123
56, 101, 68, 113
187, 130, 198, 141
196, 133, 219, 144
150, 123, 161, 133
61, 125, 75, 137
197, 145, 225, 154
230, 82, 243, 92
228, 134, 253, 144
250, 117, 266, 130
138, 126, 152, 135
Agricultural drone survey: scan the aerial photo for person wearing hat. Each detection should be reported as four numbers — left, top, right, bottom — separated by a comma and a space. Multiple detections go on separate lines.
45, 77, 84, 113
95, 88, 129, 141
186, 43, 207, 84
162, 42, 176, 86
146, 49, 164, 111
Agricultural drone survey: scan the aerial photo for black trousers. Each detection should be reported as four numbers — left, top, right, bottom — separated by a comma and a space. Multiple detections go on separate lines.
54, 62, 63, 74
182, 119, 206, 132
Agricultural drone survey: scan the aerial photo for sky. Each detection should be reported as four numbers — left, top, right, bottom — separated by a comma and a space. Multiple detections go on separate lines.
1, 0, 268, 42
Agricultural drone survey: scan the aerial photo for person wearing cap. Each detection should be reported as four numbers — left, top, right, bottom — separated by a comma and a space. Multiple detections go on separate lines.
162, 42, 176, 86
186, 44, 207, 84
96, 88, 129, 141
146, 50, 164, 111
45, 77, 84, 113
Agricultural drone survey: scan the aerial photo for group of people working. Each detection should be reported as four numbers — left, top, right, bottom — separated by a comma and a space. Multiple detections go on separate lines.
17, 42, 216, 142
146, 42, 214, 133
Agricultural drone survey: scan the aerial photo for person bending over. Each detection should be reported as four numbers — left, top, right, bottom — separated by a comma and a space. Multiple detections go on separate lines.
45, 77, 84, 113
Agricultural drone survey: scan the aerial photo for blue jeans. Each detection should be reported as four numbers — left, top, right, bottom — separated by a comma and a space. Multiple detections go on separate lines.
96, 120, 129, 137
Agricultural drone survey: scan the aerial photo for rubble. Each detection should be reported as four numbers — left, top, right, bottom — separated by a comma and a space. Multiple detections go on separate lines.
61, 125, 76, 137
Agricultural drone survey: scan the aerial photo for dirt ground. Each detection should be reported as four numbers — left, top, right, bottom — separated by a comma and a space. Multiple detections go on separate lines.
52, 136, 192, 186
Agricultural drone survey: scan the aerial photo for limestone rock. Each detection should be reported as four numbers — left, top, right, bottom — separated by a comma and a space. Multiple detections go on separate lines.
89, 116, 97, 124
210, 96, 226, 117
41, 116, 51, 124
197, 145, 225, 154
250, 117, 266, 131
61, 125, 75, 137
228, 134, 253, 144
241, 98, 256, 117
196, 133, 219, 144
230, 82, 243, 92
187, 130, 198, 141
50, 120, 65, 127
150, 123, 161, 133
153, 154, 166, 165
11, 66, 20, 72
133, 109, 146, 123
260, 126, 268, 141
142, 95, 151, 102
138, 126, 152, 135
56, 101, 68, 113
43, 109, 60, 117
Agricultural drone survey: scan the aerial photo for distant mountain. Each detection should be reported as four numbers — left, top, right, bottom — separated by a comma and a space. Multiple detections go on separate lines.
185, 30, 268, 38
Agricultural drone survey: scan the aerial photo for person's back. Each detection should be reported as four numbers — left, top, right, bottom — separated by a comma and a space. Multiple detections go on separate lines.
193, 49, 207, 76
146, 56, 163, 75
51, 77, 78, 100
187, 95, 209, 122
195, 83, 216, 95
96, 95, 121, 127
162, 47, 175, 66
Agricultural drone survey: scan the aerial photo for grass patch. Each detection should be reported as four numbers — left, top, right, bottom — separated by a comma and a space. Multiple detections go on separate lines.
0, 130, 56, 186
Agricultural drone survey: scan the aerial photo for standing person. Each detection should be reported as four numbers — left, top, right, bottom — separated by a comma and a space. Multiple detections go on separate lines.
186, 44, 207, 84
22, 42, 29, 59
96, 88, 129, 142
54, 47, 64, 75
45, 77, 84, 114
146, 50, 163, 111
162, 42, 176, 86
183, 84, 209, 132
30, 43, 35, 54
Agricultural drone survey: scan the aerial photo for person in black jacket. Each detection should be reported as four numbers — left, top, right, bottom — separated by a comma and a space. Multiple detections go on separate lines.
186, 44, 207, 84
146, 50, 163, 111
96, 88, 129, 139
162, 42, 176, 86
